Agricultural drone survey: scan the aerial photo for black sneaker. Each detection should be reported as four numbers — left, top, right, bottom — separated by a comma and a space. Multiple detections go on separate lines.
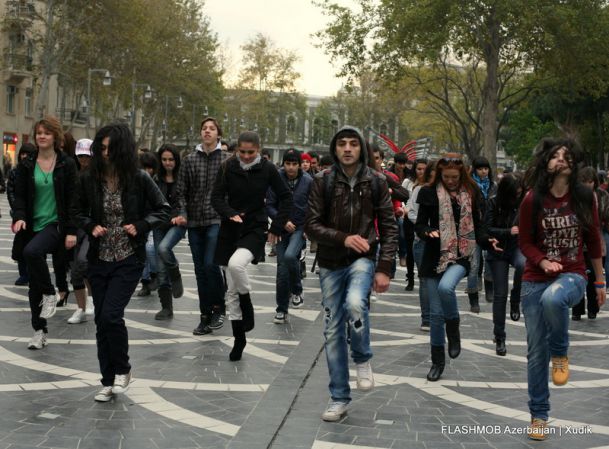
588, 312, 597, 319
193, 316, 212, 335
273, 312, 287, 324
209, 312, 225, 330
291, 294, 304, 308
572, 314, 581, 321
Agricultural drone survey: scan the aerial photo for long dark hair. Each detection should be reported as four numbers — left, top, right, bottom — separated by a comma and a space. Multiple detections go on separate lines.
90, 123, 138, 188
494, 173, 524, 226
157, 143, 181, 180
525, 137, 593, 234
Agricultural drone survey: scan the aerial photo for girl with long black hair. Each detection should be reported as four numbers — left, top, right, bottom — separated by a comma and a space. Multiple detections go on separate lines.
72, 123, 170, 402
484, 172, 526, 356
153, 143, 186, 320
13, 116, 78, 350
519, 138, 605, 440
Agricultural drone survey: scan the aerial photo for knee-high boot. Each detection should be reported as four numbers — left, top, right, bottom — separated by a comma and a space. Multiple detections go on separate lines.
445, 318, 461, 359
239, 293, 255, 332
468, 292, 480, 313
427, 345, 445, 381
229, 320, 247, 361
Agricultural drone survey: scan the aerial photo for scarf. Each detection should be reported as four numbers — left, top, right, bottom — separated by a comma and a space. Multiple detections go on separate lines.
473, 172, 491, 199
436, 183, 477, 273
238, 154, 261, 171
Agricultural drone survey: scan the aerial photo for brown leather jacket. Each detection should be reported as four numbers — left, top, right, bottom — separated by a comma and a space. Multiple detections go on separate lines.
305, 165, 398, 276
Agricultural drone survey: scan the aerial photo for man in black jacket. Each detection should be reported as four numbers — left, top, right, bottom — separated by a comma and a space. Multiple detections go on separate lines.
305, 126, 398, 422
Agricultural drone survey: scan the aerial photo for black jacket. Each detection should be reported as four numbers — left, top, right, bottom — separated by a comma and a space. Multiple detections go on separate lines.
13, 150, 78, 236
71, 169, 171, 263
415, 185, 489, 277
484, 197, 520, 259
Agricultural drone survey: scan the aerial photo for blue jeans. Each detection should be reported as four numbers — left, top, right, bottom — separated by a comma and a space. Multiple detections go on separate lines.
188, 225, 225, 315
466, 246, 481, 292
153, 226, 187, 289
413, 239, 429, 326
521, 273, 586, 420
141, 232, 157, 281
488, 249, 525, 339
275, 229, 304, 313
320, 258, 374, 403
426, 263, 467, 346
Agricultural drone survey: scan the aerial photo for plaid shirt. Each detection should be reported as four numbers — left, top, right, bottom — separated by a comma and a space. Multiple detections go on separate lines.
176, 144, 230, 227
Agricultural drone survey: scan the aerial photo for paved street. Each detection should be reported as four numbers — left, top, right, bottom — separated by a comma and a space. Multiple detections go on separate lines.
0, 195, 608, 449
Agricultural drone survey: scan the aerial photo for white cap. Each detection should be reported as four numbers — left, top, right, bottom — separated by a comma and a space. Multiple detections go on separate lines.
75, 138, 93, 156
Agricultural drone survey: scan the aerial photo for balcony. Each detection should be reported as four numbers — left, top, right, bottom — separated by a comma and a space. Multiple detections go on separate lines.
55, 108, 88, 125
3, 50, 33, 82
3, 1, 36, 28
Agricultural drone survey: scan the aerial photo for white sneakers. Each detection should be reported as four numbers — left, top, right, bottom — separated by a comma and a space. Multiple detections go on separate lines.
356, 361, 375, 391
112, 372, 132, 394
67, 309, 87, 324
39, 293, 58, 319
322, 401, 349, 422
28, 330, 47, 350
85, 297, 94, 316
94, 386, 114, 402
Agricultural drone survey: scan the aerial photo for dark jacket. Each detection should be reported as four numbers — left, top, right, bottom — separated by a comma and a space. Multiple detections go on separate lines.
71, 169, 171, 263
304, 126, 398, 276
266, 168, 313, 233
13, 150, 78, 236
211, 156, 292, 265
415, 185, 489, 277
6, 167, 18, 212
484, 197, 520, 260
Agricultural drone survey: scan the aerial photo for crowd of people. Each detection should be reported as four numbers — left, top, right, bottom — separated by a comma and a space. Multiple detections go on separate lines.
5, 114, 607, 441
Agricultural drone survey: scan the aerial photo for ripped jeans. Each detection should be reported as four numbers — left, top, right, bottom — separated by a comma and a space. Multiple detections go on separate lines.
319, 258, 374, 403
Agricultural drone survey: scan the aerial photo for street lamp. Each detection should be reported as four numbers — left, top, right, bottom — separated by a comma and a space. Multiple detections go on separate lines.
163, 95, 183, 143
131, 80, 153, 138
86, 68, 112, 135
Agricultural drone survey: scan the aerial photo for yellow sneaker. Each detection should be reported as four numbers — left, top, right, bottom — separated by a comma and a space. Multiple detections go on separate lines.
551, 355, 569, 386
528, 417, 548, 441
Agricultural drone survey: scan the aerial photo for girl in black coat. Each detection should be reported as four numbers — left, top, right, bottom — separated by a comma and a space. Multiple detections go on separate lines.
211, 131, 292, 361
13, 116, 78, 350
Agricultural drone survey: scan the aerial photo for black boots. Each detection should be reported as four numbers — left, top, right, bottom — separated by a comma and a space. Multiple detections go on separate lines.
193, 314, 212, 335
495, 338, 506, 356
239, 293, 255, 332
468, 292, 480, 313
445, 318, 461, 359
168, 266, 184, 299
427, 345, 445, 381
155, 287, 173, 320
229, 320, 247, 361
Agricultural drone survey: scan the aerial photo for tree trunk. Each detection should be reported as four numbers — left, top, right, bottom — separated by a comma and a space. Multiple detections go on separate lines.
34, 0, 56, 120
481, 14, 501, 169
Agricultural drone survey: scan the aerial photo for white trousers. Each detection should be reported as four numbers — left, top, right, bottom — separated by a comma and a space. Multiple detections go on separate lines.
223, 248, 254, 320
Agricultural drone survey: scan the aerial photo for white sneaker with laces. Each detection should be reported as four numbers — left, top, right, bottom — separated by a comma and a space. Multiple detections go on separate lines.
322, 401, 349, 422
85, 297, 94, 316
113, 372, 132, 393
94, 386, 114, 402
273, 312, 287, 324
356, 361, 375, 391
39, 293, 58, 319
67, 309, 86, 324
28, 330, 47, 350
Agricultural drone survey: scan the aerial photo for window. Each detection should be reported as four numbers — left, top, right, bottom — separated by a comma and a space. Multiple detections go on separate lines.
6, 86, 17, 114
24, 88, 32, 116
286, 116, 296, 133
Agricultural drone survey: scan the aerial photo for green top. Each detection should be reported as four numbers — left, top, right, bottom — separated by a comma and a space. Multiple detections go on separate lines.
33, 163, 58, 232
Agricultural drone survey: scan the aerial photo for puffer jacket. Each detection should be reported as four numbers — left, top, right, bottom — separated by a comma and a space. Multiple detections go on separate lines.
71, 169, 171, 263
305, 126, 398, 276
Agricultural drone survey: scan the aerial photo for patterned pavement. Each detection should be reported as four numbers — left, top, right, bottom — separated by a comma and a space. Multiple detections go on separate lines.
0, 195, 608, 449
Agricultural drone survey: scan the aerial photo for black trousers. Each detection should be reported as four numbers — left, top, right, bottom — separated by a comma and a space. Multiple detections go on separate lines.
23, 224, 61, 332
88, 255, 143, 386
573, 254, 600, 316
404, 218, 415, 281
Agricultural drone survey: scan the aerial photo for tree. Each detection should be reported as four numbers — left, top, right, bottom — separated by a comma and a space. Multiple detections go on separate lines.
315, 0, 609, 167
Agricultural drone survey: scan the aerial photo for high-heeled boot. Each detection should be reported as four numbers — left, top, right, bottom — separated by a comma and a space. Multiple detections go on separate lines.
229, 320, 247, 361
239, 293, 255, 332
468, 292, 480, 313
427, 345, 445, 381
445, 318, 461, 359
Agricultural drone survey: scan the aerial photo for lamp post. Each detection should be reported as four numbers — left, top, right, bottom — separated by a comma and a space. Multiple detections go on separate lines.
162, 95, 183, 143
131, 80, 153, 139
85, 68, 111, 135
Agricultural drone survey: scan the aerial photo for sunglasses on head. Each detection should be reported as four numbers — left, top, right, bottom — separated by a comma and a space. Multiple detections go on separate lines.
439, 157, 463, 164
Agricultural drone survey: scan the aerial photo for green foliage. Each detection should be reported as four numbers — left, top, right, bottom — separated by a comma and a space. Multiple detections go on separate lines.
504, 108, 556, 167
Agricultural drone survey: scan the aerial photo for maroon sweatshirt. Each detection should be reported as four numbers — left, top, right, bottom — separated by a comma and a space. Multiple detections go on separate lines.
519, 190, 602, 282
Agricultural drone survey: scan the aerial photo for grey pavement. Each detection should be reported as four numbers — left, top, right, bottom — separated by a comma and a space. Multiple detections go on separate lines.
0, 196, 608, 449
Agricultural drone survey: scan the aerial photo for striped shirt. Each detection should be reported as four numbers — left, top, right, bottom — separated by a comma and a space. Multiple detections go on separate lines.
176, 144, 231, 227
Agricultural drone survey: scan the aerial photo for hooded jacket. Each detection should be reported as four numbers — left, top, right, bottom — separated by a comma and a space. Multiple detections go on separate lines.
304, 126, 398, 276
266, 167, 313, 232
